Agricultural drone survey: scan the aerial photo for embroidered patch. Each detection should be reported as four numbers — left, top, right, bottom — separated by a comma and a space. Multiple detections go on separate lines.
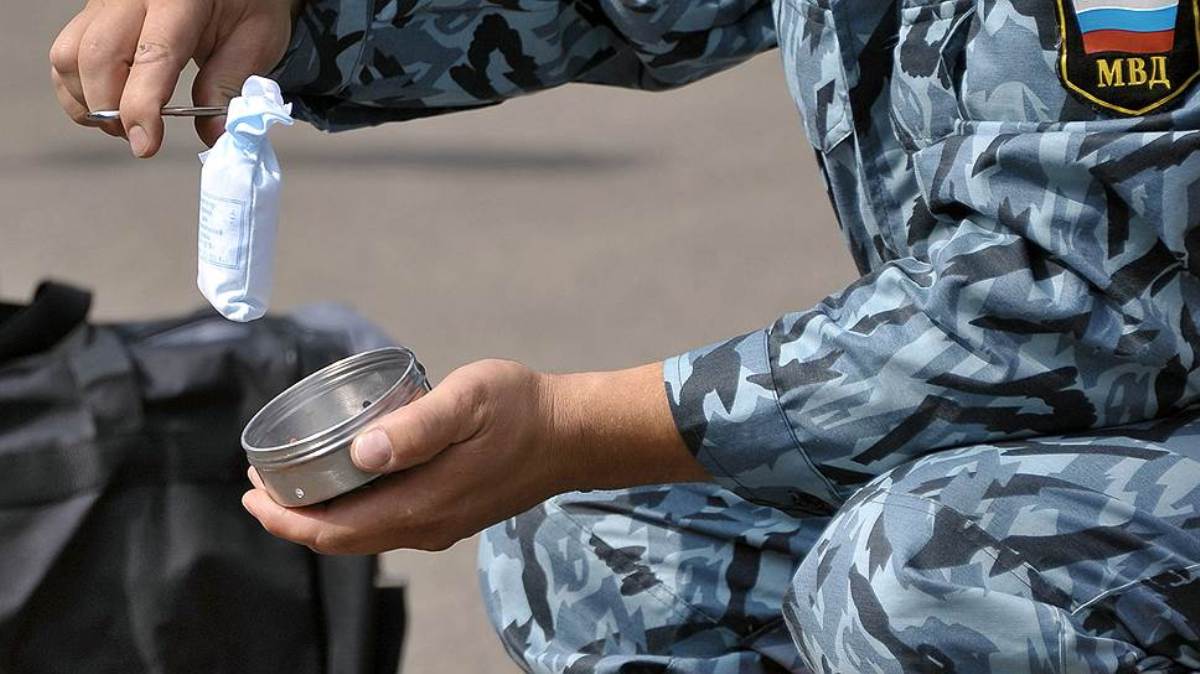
1056, 0, 1200, 116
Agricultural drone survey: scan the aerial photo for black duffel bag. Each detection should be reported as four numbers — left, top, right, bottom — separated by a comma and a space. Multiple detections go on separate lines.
0, 282, 405, 674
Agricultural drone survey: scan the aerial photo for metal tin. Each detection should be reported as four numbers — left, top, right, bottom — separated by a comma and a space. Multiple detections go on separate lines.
241, 346, 429, 507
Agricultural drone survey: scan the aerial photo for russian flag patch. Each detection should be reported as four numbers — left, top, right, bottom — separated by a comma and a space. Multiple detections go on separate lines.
1057, 0, 1200, 115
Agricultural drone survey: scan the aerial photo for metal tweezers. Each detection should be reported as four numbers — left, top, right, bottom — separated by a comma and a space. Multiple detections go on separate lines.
85, 105, 228, 123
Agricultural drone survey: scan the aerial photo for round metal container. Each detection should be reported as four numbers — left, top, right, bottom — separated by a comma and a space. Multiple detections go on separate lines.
241, 346, 429, 507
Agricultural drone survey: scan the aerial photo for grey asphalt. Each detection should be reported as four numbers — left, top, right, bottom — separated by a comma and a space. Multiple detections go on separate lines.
3, 4, 857, 671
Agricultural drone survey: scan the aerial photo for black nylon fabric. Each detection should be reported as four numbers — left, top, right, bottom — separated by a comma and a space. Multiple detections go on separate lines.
0, 282, 90, 362
0, 283, 404, 674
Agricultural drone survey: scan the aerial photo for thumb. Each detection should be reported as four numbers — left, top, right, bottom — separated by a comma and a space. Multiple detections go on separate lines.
350, 386, 480, 474
191, 16, 291, 146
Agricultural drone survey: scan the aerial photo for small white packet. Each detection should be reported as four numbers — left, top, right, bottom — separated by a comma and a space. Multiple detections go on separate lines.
197, 76, 293, 322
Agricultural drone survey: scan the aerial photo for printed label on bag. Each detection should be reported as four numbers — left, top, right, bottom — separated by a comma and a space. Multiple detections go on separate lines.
198, 192, 249, 269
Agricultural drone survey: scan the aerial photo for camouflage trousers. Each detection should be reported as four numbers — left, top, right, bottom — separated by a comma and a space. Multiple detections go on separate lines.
478, 412, 1200, 673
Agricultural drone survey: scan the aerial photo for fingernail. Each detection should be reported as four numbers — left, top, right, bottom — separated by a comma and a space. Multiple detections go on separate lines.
128, 124, 149, 157
352, 429, 392, 471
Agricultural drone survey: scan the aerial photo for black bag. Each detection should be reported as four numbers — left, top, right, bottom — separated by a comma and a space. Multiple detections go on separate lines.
0, 282, 405, 674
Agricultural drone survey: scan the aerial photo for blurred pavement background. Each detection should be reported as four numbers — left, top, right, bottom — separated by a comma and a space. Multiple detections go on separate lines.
2, 4, 857, 671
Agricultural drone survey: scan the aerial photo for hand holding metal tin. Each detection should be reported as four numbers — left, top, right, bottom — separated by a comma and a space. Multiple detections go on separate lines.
240, 359, 709, 555
241, 347, 430, 507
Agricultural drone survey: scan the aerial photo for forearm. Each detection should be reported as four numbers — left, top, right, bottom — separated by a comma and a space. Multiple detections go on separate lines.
545, 363, 710, 493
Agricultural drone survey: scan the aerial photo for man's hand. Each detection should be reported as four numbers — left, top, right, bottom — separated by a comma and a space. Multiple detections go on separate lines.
49, 0, 302, 157
241, 360, 710, 555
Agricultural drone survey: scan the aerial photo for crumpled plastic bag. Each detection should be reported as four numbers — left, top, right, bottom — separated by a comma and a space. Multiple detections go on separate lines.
196, 76, 293, 322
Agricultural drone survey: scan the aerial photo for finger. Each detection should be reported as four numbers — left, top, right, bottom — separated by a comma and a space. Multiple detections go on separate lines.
49, 7, 96, 122
52, 68, 101, 127
319, 464, 462, 552
247, 466, 266, 490
120, 0, 207, 157
77, 1, 145, 139
192, 13, 292, 146
242, 489, 323, 546
248, 452, 471, 553
243, 489, 368, 554
289, 472, 432, 554
350, 385, 480, 474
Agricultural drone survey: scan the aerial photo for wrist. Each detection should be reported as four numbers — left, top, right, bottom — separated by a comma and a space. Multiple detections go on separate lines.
540, 364, 709, 493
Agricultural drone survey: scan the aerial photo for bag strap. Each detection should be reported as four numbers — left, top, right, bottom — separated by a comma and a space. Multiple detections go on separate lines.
0, 282, 92, 362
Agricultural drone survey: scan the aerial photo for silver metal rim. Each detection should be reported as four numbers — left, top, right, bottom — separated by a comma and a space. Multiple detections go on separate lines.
241, 346, 426, 467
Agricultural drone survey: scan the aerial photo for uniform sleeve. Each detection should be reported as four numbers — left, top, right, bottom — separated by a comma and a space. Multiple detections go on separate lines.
665, 108, 1200, 513
271, 0, 776, 130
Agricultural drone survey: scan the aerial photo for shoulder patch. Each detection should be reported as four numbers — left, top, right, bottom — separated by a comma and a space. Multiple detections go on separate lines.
1056, 0, 1200, 116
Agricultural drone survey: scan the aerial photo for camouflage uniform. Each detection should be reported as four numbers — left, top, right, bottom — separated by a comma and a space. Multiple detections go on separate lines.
273, 0, 1200, 671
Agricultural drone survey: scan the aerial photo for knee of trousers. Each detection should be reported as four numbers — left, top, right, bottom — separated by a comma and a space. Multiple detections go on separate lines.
786, 472, 1089, 673
783, 482, 987, 673
784, 439, 1200, 674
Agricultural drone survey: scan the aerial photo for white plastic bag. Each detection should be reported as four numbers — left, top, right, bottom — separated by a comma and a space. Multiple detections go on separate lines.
197, 76, 293, 322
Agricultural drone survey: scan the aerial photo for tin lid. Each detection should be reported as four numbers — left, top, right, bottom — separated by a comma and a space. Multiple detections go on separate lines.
241, 346, 427, 467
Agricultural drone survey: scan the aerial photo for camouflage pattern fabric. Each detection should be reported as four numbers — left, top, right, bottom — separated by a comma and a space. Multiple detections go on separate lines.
482, 413, 1200, 673
271, 0, 776, 130
478, 482, 829, 673
789, 411, 1200, 673
270, 0, 1200, 670
665, 1, 1200, 513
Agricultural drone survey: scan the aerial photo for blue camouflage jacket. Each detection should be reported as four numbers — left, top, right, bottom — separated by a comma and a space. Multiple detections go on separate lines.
274, 0, 1200, 515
